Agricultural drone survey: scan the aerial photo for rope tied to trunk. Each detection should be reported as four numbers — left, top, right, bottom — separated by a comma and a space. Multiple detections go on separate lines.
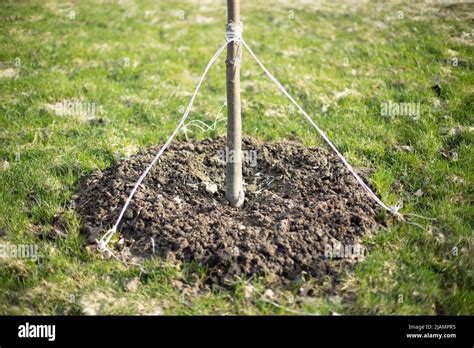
225, 21, 243, 43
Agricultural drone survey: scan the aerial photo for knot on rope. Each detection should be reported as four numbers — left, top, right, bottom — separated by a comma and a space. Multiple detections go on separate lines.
225, 21, 243, 43
389, 204, 401, 216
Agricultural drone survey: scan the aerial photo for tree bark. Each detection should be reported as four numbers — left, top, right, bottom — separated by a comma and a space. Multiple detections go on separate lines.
225, 0, 244, 207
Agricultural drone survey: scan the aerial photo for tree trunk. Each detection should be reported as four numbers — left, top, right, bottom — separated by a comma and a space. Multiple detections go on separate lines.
225, 0, 244, 207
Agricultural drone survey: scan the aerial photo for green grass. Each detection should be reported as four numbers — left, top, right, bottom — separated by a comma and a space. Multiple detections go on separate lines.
0, 0, 472, 315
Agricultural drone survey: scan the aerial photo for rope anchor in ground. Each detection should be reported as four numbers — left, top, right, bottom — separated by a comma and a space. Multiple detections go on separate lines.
97, 34, 433, 251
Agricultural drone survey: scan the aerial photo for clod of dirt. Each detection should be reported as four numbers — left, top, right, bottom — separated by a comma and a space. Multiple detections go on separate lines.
77, 136, 386, 284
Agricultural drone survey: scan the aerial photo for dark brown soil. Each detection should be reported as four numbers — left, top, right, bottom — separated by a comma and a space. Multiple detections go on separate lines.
77, 136, 386, 284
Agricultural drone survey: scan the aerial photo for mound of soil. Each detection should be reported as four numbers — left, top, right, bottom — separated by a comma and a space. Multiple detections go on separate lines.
77, 136, 386, 284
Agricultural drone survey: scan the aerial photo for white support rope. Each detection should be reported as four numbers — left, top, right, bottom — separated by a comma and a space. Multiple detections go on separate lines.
241, 39, 402, 218
97, 40, 231, 251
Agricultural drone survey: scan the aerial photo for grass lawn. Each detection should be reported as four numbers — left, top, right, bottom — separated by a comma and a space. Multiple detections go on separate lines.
0, 0, 472, 315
